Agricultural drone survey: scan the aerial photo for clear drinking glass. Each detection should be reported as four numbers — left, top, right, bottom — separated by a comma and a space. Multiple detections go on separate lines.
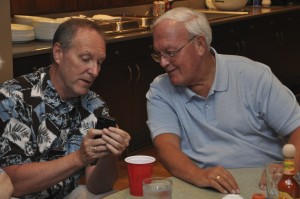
143, 177, 172, 199
265, 161, 283, 199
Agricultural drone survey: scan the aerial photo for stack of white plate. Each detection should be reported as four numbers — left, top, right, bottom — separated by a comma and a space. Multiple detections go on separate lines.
32, 18, 66, 41
13, 15, 94, 41
206, 0, 217, 9
14, 15, 67, 41
92, 14, 122, 22
14, 15, 54, 26
11, 23, 35, 43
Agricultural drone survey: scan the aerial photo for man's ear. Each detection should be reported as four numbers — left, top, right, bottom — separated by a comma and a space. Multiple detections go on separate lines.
195, 36, 207, 55
52, 42, 63, 65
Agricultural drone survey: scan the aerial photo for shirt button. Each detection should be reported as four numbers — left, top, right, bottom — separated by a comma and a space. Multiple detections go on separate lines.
206, 105, 210, 109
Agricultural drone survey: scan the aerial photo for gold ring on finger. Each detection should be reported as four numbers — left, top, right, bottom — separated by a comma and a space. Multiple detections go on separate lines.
216, 175, 221, 180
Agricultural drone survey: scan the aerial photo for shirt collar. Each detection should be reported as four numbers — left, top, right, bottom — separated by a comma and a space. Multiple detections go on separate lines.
182, 48, 229, 102
211, 47, 229, 93
41, 66, 79, 112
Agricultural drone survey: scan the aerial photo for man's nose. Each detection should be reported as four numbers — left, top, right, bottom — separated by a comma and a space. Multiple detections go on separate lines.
90, 64, 100, 77
159, 56, 170, 68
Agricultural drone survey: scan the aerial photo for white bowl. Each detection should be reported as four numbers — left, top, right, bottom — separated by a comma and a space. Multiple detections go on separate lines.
212, 0, 248, 11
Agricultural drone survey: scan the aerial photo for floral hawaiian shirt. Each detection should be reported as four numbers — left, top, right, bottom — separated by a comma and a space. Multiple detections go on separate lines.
0, 66, 109, 198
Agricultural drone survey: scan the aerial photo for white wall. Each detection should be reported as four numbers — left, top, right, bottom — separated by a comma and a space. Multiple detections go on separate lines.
0, 0, 13, 83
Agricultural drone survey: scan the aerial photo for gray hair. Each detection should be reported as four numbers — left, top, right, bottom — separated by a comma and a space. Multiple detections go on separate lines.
152, 7, 212, 46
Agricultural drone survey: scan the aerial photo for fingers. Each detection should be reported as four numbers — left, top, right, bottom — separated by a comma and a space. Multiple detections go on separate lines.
88, 128, 104, 139
92, 145, 110, 156
213, 174, 239, 194
79, 136, 100, 165
206, 167, 240, 194
91, 145, 108, 153
79, 129, 110, 162
86, 127, 131, 157
101, 127, 131, 155
259, 169, 267, 190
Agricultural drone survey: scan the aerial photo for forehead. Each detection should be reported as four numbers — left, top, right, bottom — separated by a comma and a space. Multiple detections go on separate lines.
70, 28, 106, 52
73, 27, 103, 42
153, 20, 189, 47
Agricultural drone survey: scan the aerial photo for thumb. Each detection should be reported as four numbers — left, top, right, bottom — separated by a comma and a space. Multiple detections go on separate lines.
259, 169, 267, 190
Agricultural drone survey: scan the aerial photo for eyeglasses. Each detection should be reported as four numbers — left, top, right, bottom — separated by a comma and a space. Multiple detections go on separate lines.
151, 35, 198, 63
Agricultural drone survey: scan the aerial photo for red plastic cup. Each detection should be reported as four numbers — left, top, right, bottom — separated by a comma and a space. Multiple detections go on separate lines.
125, 155, 156, 196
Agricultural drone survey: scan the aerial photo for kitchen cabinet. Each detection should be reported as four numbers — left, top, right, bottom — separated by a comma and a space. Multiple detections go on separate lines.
11, 0, 78, 15
90, 37, 164, 154
34, 0, 67, 14
211, 19, 263, 59
78, 0, 110, 11
10, 0, 153, 15
10, 0, 34, 15
269, 11, 300, 93
211, 10, 300, 93
13, 53, 52, 77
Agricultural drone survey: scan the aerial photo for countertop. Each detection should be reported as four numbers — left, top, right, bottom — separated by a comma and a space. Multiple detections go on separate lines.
103, 167, 265, 199
12, 5, 300, 58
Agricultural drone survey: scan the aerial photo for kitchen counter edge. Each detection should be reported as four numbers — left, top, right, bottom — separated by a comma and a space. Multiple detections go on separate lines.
13, 5, 300, 59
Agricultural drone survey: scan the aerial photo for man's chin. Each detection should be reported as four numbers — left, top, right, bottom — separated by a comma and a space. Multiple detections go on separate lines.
168, 73, 181, 85
170, 79, 182, 86
76, 88, 89, 97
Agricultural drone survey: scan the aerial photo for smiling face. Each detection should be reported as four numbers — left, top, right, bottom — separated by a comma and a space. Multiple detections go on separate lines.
153, 19, 209, 87
51, 27, 106, 100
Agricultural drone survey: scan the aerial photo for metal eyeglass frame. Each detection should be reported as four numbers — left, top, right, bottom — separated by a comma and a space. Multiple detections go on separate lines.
151, 35, 198, 63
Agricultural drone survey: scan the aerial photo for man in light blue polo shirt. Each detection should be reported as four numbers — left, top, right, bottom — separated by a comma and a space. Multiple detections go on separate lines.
146, 7, 300, 195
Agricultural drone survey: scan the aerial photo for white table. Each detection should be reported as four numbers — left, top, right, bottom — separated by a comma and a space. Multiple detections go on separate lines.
103, 167, 266, 199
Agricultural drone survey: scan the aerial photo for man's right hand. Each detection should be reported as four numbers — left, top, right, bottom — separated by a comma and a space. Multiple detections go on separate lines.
153, 133, 240, 194
198, 166, 240, 194
79, 128, 109, 165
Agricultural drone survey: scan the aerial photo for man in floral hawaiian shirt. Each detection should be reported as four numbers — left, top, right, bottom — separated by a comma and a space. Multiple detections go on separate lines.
0, 18, 131, 198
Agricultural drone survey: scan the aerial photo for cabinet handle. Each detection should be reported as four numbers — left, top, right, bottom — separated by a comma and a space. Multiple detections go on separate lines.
279, 32, 285, 46
240, 40, 246, 55
114, 50, 120, 55
135, 64, 140, 82
127, 65, 132, 84
275, 32, 280, 46
148, 44, 153, 49
275, 32, 285, 46
234, 42, 240, 55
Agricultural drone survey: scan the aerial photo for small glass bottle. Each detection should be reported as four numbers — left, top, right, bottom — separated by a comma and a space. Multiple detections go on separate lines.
277, 144, 300, 199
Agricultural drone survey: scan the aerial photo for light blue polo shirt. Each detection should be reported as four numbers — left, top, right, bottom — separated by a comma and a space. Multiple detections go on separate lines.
146, 49, 300, 169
